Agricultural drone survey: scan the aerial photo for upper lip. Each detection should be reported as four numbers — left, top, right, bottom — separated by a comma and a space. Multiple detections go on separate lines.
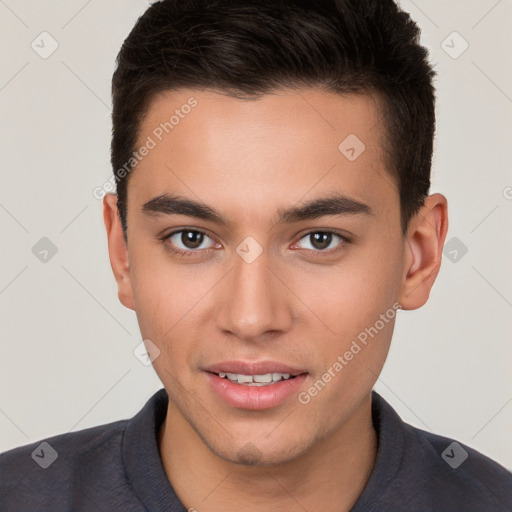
204, 361, 307, 376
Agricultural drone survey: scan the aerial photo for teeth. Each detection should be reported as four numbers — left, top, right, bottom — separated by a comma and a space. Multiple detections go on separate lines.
253, 374, 272, 383
218, 372, 293, 385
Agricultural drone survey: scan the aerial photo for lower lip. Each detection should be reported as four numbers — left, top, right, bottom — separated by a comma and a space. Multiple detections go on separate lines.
205, 372, 307, 410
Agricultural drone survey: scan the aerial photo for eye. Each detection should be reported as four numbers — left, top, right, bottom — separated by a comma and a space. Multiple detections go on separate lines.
162, 229, 219, 257
294, 231, 348, 254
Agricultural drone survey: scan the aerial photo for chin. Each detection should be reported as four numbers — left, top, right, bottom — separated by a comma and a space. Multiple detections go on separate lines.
205, 433, 313, 467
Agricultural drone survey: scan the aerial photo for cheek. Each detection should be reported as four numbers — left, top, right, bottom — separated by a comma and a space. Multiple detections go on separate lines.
128, 245, 218, 366
293, 247, 402, 343
287, 239, 403, 402
131, 269, 198, 385
129, 241, 189, 330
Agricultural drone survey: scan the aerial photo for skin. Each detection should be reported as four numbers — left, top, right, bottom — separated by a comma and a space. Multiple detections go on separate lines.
103, 87, 448, 512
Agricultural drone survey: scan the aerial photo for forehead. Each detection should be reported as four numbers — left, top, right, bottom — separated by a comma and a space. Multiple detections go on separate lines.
128, 87, 397, 224
140, 87, 385, 151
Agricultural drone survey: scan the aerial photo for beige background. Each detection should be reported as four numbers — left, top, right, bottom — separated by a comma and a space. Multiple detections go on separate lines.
1, 0, 511, 469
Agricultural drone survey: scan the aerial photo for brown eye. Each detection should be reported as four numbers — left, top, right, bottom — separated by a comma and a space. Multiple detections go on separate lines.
165, 229, 217, 253
296, 231, 347, 253
180, 230, 205, 249
310, 232, 333, 250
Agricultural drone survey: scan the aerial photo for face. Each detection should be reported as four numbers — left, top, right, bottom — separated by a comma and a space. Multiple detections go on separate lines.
114, 87, 409, 465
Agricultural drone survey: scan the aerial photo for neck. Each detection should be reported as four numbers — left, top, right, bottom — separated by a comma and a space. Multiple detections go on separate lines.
158, 394, 377, 512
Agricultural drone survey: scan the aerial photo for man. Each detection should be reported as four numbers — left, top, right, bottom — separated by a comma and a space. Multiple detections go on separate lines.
1, 0, 511, 510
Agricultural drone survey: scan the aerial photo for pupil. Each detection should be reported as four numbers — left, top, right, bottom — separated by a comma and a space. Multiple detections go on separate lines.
183, 231, 203, 249
311, 232, 331, 250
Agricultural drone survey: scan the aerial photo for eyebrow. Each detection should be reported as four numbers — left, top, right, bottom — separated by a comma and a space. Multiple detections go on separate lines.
141, 192, 373, 226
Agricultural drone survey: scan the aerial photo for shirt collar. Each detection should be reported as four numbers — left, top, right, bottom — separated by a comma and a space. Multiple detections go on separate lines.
122, 388, 405, 511
122, 388, 185, 511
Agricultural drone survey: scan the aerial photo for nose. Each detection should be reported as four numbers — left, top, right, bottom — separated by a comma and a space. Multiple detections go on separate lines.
215, 248, 294, 343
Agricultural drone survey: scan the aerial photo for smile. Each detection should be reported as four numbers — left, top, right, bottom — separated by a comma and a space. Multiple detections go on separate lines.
216, 372, 295, 386
204, 362, 308, 410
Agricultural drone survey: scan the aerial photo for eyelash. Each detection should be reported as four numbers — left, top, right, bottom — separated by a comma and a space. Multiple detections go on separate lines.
159, 228, 350, 259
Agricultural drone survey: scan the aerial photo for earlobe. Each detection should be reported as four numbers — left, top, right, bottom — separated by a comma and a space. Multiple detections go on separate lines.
103, 193, 136, 311
399, 193, 449, 310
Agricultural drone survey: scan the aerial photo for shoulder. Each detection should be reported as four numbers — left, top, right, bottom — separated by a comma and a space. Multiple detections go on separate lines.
0, 419, 134, 510
365, 392, 512, 511
408, 424, 512, 508
0, 389, 168, 511
0, 417, 127, 470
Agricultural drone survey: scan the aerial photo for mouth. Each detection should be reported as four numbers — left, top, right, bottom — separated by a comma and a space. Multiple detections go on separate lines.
204, 361, 308, 410
211, 371, 301, 386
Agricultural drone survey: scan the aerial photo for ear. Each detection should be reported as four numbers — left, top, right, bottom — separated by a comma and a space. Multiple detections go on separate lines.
399, 193, 449, 310
103, 193, 135, 311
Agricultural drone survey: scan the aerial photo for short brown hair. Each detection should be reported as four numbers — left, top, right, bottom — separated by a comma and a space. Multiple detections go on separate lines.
111, 0, 435, 241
